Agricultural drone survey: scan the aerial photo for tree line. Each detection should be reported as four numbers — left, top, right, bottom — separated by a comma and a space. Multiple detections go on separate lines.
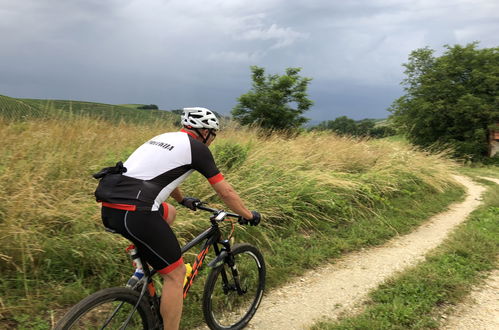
230, 43, 498, 160
312, 116, 396, 138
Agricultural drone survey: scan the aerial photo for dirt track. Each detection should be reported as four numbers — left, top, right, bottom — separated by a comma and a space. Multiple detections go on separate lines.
439, 176, 499, 330
241, 175, 488, 329
440, 269, 499, 330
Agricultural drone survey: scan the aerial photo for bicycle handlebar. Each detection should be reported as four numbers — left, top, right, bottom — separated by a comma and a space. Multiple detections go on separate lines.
194, 202, 243, 222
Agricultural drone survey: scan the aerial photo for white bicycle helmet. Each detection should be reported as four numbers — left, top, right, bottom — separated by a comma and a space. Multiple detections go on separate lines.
181, 107, 219, 130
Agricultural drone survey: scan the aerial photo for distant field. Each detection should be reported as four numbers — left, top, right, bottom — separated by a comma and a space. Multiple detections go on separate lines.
118, 104, 146, 108
0, 95, 178, 124
0, 94, 46, 119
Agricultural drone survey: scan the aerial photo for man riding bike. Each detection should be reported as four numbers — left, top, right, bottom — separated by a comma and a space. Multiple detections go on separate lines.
93, 107, 261, 330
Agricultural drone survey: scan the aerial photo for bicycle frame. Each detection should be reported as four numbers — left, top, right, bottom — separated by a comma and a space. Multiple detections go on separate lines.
121, 206, 240, 328
181, 223, 224, 298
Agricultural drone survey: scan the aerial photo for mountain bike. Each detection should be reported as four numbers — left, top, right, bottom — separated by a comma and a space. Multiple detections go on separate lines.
55, 202, 266, 330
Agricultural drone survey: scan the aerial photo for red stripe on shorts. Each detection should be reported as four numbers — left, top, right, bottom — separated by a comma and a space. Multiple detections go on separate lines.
157, 257, 184, 275
161, 202, 169, 220
102, 202, 137, 211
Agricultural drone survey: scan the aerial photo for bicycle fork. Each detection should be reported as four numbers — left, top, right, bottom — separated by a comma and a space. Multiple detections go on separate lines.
216, 240, 247, 296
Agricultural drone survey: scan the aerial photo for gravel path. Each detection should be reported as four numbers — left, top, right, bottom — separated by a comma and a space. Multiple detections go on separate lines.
241, 175, 486, 329
438, 176, 499, 330
440, 269, 499, 330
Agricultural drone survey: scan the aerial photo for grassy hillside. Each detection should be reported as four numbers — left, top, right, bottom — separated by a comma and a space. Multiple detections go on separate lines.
0, 105, 465, 328
118, 104, 148, 108
0, 95, 46, 119
1, 95, 177, 124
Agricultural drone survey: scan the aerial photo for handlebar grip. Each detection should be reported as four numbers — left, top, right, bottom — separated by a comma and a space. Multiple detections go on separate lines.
238, 217, 248, 225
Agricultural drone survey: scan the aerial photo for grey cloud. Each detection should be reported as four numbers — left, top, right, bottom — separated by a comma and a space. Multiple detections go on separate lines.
236, 23, 309, 49
1, 0, 498, 121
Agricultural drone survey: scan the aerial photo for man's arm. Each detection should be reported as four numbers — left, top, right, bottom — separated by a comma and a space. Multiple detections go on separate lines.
211, 180, 253, 219
170, 187, 184, 204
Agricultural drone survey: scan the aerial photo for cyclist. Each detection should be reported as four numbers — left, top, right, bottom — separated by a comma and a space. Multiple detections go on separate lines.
93, 107, 261, 330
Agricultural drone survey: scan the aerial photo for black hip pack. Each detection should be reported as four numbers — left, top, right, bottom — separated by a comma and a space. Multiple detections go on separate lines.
93, 161, 128, 179
93, 161, 161, 207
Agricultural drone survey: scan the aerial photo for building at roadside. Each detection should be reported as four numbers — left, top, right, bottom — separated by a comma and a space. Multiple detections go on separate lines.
490, 124, 499, 157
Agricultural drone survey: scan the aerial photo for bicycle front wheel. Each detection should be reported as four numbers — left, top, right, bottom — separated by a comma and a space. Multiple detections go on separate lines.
203, 243, 265, 330
54, 287, 156, 330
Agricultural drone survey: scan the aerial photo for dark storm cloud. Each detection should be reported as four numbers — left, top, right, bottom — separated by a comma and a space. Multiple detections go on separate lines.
1, 0, 498, 121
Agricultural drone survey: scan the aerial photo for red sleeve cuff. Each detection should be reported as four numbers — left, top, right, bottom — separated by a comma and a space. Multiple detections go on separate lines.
208, 173, 224, 185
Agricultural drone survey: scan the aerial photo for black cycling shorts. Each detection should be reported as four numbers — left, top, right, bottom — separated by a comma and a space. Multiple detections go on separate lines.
101, 204, 183, 274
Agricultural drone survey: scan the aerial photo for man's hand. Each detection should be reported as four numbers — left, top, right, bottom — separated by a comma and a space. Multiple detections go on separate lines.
241, 211, 261, 226
180, 197, 200, 211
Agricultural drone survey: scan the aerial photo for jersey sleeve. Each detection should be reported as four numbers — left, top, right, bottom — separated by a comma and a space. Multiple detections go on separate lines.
190, 139, 224, 184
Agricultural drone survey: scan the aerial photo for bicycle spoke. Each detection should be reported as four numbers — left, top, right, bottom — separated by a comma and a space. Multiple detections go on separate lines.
100, 301, 125, 329
66, 299, 146, 329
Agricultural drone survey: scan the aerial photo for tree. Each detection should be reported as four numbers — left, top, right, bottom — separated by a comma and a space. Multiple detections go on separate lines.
355, 119, 376, 136
232, 66, 313, 130
315, 116, 358, 135
389, 43, 499, 160
138, 104, 158, 110
313, 116, 395, 138
369, 125, 397, 138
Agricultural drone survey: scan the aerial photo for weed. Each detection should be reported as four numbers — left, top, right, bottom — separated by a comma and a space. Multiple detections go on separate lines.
0, 112, 463, 328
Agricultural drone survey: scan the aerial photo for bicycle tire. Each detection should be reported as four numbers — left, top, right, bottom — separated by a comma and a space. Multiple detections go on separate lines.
54, 287, 157, 330
202, 243, 265, 330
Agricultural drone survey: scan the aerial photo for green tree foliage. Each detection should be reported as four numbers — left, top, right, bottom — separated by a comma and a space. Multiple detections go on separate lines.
313, 116, 396, 138
315, 116, 358, 135
137, 104, 159, 110
232, 66, 313, 130
369, 125, 397, 138
389, 43, 499, 160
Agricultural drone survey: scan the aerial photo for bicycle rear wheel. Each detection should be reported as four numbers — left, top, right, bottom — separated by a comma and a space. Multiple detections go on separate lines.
202, 243, 265, 330
54, 287, 156, 330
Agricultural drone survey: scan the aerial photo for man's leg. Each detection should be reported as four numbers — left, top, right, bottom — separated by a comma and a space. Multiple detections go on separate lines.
161, 202, 177, 226
160, 262, 186, 330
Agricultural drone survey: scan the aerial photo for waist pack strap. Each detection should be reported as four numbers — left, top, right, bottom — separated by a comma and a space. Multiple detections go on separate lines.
101, 202, 152, 212
93, 161, 127, 179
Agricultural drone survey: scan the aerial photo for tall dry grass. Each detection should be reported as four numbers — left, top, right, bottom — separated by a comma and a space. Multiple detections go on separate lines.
0, 116, 459, 323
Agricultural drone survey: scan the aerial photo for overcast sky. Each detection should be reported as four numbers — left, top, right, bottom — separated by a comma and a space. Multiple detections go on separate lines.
1, 0, 498, 123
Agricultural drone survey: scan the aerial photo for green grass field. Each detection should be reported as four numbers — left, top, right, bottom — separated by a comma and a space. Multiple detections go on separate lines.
1, 95, 178, 124
0, 95, 46, 119
0, 95, 476, 329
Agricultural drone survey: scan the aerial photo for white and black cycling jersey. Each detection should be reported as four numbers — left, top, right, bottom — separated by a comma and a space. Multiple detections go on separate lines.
94, 130, 224, 210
